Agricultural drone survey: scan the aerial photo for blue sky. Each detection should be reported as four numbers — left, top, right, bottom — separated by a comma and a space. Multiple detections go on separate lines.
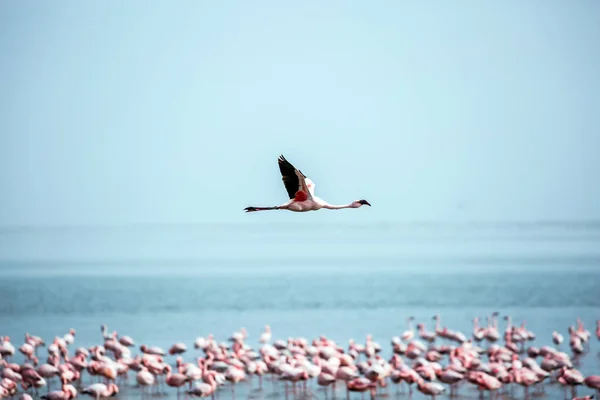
1, 0, 599, 226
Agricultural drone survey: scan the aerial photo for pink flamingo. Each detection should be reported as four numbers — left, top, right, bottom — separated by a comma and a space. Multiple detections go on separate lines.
19, 343, 35, 360
37, 364, 60, 392
346, 377, 376, 400
39, 383, 77, 400
558, 366, 585, 398
186, 371, 217, 399
80, 383, 119, 400
484, 312, 500, 343
1, 377, 18, 396
474, 371, 502, 399
472, 318, 485, 342
163, 365, 191, 398
584, 376, 600, 398
136, 366, 155, 399
418, 323, 437, 343
437, 367, 463, 397
416, 378, 445, 400
168, 343, 187, 356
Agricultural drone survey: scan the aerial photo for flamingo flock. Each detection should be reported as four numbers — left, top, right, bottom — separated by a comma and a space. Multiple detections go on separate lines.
0, 316, 599, 400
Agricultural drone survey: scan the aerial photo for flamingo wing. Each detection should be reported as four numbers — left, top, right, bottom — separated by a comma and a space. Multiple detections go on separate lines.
277, 155, 312, 199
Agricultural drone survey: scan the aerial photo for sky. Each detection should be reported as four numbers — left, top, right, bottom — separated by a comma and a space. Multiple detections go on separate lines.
1, 0, 599, 227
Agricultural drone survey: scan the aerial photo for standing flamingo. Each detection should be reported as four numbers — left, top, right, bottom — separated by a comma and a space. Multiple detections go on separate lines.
401, 317, 415, 342
259, 326, 272, 344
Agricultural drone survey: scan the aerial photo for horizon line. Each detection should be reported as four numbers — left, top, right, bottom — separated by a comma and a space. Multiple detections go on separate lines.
1, 218, 600, 231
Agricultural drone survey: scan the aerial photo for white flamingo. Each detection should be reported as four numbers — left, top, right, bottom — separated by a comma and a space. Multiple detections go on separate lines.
244, 155, 371, 213
259, 326, 272, 344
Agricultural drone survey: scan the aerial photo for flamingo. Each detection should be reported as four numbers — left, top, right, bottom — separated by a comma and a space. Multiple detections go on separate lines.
62, 330, 76, 346
558, 366, 585, 398
39, 384, 77, 400
484, 312, 500, 343
80, 383, 119, 400
163, 365, 191, 398
136, 367, 156, 398
0, 337, 16, 359
259, 325, 272, 344
118, 335, 135, 348
401, 317, 415, 342
417, 323, 436, 343
552, 331, 563, 346
472, 318, 485, 342
187, 372, 217, 398
346, 377, 376, 400
244, 155, 371, 213
584, 376, 600, 397
416, 378, 445, 400
168, 343, 187, 356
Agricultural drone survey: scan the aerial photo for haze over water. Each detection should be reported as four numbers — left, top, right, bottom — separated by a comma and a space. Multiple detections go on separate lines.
1, 222, 599, 400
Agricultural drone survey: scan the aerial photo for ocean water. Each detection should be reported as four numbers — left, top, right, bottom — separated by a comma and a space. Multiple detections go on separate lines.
1, 222, 599, 399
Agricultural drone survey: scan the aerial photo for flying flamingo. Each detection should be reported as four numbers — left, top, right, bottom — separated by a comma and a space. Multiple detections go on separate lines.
244, 155, 371, 213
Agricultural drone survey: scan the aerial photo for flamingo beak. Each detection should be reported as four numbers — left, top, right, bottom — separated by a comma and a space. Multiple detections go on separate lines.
359, 200, 371, 206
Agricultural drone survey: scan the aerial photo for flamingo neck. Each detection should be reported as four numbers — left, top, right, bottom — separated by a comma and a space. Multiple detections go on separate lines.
321, 202, 354, 210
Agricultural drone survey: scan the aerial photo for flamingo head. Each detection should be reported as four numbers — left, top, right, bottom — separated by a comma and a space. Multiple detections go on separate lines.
354, 200, 371, 207
63, 384, 77, 399
108, 383, 119, 396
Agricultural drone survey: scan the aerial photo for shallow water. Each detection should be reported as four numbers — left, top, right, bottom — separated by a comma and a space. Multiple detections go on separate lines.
1, 222, 599, 399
